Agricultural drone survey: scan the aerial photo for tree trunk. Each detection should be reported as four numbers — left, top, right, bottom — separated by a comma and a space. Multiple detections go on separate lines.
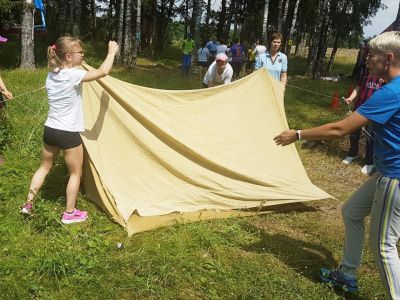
150, 0, 157, 58
295, 32, 307, 56
304, 0, 328, 77
224, 0, 235, 40
59, 1, 67, 35
123, 0, 132, 64
276, 0, 283, 32
282, 0, 289, 32
132, 0, 141, 59
191, 0, 202, 44
216, 0, 226, 41
205, 0, 211, 40
184, 0, 189, 38
72, 0, 80, 37
313, 11, 331, 79
286, 0, 300, 53
116, 0, 125, 64
262, 0, 269, 42
20, 0, 35, 69
90, 0, 96, 43
326, 30, 339, 73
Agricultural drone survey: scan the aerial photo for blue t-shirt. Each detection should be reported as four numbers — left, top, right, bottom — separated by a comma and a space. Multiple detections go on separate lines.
264, 51, 288, 81
206, 41, 218, 53
357, 76, 400, 177
254, 53, 266, 70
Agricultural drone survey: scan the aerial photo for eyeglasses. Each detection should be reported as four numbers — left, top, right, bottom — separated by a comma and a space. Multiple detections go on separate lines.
72, 51, 85, 56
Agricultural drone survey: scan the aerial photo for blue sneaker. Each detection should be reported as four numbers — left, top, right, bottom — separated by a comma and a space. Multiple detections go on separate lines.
319, 268, 359, 293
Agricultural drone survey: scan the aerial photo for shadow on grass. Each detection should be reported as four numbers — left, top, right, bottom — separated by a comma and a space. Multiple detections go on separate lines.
240, 221, 369, 300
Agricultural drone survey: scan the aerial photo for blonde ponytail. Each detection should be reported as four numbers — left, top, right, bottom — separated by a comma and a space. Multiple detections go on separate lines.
46, 36, 83, 73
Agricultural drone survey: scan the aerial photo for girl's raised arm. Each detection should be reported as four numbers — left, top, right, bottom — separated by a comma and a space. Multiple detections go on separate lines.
82, 41, 119, 82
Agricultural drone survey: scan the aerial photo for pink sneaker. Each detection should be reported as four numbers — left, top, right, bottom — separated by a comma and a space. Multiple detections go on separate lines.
61, 209, 88, 224
21, 202, 33, 215
0, 36, 8, 43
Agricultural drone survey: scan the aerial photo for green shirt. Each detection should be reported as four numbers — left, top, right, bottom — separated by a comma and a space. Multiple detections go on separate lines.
182, 39, 195, 55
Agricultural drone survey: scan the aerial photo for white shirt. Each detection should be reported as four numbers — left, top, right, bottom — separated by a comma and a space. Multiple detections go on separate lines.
197, 47, 210, 62
216, 44, 228, 54
203, 61, 233, 85
254, 45, 267, 56
45, 68, 87, 132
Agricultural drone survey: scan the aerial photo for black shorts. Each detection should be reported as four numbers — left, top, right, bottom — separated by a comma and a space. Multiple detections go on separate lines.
43, 126, 82, 149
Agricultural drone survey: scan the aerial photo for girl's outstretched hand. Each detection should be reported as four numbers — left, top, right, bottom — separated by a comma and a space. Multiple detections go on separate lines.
108, 41, 119, 55
1, 90, 13, 99
273, 129, 297, 146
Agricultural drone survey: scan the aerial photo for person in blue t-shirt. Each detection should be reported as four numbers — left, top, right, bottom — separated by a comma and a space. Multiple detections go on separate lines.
206, 38, 219, 62
274, 31, 400, 299
264, 32, 287, 83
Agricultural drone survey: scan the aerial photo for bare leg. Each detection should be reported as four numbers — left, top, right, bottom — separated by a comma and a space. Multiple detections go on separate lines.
63, 144, 83, 212
26, 144, 60, 202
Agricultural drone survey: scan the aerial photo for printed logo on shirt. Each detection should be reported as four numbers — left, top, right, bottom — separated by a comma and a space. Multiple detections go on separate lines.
365, 81, 382, 90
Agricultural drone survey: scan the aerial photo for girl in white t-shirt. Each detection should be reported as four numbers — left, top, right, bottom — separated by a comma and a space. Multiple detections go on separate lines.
21, 37, 119, 224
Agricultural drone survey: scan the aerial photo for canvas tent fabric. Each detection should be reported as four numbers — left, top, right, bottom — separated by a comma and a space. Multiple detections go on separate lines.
80, 63, 331, 235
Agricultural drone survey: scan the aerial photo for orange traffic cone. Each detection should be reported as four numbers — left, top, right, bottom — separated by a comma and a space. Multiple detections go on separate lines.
346, 82, 354, 98
329, 88, 341, 112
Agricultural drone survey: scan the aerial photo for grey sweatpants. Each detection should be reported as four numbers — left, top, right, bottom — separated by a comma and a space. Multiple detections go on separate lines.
341, 172, 400, 299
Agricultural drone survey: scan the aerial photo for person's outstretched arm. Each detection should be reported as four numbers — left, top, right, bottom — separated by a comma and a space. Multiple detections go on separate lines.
0, 76, 12, 99
274, 111, 369, 146
345, 86, 360, 104
82, 41, 119, 82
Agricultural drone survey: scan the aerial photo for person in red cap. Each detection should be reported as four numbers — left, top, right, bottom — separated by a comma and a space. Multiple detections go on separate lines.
202, 53, 233, 88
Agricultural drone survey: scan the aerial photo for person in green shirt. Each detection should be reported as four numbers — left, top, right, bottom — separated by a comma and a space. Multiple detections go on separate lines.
181, 33, 195, 77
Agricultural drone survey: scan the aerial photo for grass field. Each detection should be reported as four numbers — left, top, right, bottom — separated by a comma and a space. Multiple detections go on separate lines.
0, 43, 391, 299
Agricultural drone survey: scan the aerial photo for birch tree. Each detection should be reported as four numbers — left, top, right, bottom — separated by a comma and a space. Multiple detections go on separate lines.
285, 0, 300, 53
261, 0, 269, 42
123, 0, 132, 64
20, 0, 35, 69
116, 0, 124, 64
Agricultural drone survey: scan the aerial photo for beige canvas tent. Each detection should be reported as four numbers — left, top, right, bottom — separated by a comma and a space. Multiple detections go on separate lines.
81, 63, 331, 235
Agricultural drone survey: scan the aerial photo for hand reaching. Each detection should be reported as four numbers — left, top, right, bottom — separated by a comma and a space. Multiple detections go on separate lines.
108, 41, 119, 55
273, 129, 297, 146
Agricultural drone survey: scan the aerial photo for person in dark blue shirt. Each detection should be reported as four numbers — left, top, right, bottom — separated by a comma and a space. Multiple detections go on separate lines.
274, 31, 400, 299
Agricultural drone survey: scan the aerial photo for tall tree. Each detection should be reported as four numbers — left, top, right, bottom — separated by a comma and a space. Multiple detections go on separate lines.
205, 0, 211, 40
72, 0, 81, 36
20, 0, 35, 69
123, 0, 133, 63
132, 0, 141, 59
90, 0, 97, 43
285, 0, 301, 53
276, 0, 283, 32
191, 0, 202, 44
116, 0, 124, 64
216, 0, 226, 41
262, 0, 270, 42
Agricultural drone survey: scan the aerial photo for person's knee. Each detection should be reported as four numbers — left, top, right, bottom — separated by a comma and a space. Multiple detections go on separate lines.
341, 202, 362, 224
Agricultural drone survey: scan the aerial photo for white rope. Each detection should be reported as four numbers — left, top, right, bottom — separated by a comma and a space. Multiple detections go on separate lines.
2, 86, 46, 114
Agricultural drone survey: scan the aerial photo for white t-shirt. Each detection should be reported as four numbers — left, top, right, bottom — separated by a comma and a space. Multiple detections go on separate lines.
254, 45, 267, 56
203, 61, 233, 85
216, 44, 228, 54
45, 68, 87, 132
197, 47, 210, 62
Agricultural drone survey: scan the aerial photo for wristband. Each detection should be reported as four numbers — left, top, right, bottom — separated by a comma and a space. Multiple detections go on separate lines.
296, 130, 302, 141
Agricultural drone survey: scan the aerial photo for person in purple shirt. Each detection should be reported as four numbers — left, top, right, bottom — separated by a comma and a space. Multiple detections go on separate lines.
229, 39, 244, 80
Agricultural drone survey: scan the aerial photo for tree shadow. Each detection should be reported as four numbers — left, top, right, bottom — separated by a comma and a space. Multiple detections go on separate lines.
239, 222, 369, 299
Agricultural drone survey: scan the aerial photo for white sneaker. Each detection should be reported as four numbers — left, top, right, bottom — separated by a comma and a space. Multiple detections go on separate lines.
361, 164, 374, 175
342, 156, 357, 165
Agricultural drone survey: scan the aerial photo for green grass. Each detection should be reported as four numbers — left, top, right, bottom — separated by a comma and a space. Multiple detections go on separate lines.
0, 48, 390, 299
